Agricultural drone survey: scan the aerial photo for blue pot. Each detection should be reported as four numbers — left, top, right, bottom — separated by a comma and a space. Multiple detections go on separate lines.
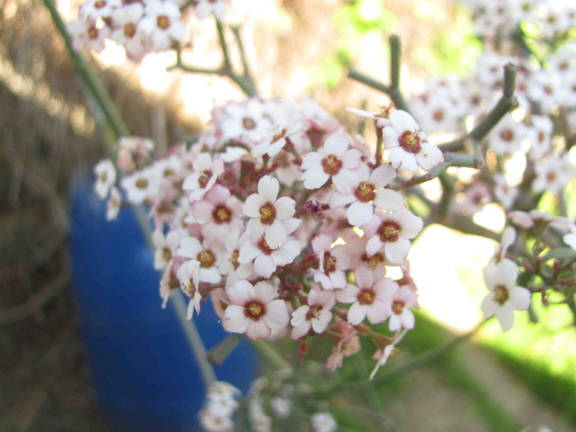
69, 172, 259, 432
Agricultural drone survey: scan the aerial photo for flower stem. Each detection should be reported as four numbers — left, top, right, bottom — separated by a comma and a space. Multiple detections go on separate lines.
43, 0, 129, 147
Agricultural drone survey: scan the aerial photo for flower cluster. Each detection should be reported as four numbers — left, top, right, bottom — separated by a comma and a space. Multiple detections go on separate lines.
198, 381, 241, 432
67, 0, 231, 60
94, 96, 441, 373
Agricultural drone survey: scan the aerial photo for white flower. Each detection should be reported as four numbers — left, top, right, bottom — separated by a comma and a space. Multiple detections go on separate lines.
67, 19, 110, 52
120, 167, 161, 204
105, 186, 121, 221
329, 163, 405, 227
177, 260, 202, 318
195, 0, 227, 21
482, 259, 531, 331
290, 288, 336, 339
301, 130, 362, 190
177, 236, 222, 284
382, 110, 443, 172
243, 175, 297, 249
223, 280, 290, 339
311, 412, 338, 432
94, 159, 116, 199
80, 0, 121, 19
183, 153, 225, 202
362, 210, 423, 264
111, 4, 147, 61
238, 218, 302, 278
138, 1, 185, 51
337, 267, 397, 325
388, 285, 418, 332
311, 234, 350, 290
191, 184, 244, 245
152, 228, 185, 270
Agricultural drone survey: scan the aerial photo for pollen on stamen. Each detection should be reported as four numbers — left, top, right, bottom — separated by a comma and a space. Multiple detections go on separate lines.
399, 131, 422, 154
245, 301, 265, 320
378, 221, 401, 242
357, 289, 375, 305
197, 250, 216, 268
259, 203, 276, 224
212, 205, 232, 224
493, 284, 509, 305
321, 154, 343, 176
354, 182, 376, 202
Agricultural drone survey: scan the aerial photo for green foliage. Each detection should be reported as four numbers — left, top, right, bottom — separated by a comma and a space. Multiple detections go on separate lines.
412, 6, 482, 77
319, 0, 397, 88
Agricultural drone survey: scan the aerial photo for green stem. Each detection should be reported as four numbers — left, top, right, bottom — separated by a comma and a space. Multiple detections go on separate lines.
440, 64, 517, 152
251, 340, 292, 371
43, 0, 129, 147
391, 153, 482, 191
388, 34, 411, 114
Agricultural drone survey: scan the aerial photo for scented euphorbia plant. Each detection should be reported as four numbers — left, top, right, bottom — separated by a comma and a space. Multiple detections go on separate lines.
95, 97, 441, 374
46, 0, 576, 428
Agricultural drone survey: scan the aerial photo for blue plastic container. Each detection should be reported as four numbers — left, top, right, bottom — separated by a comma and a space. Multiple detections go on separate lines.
69, 172, 259, 431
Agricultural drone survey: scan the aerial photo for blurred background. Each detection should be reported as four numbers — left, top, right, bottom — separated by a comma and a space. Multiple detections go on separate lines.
0, 0, 575, 430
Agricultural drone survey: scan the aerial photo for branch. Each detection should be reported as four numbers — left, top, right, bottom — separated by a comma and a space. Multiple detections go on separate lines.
391, 153, 483, 191
347, 35, 411, 114
43, 0, 130, 146
439, 64, 518, 153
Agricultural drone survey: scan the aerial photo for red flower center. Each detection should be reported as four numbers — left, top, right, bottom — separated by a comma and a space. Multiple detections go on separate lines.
212, 204, 232, 224
392, 300, 405, 315
377, 221, 401, 242
321, 154, 343, 175
357, 289, 375, 305
354, 181, 376, 202
124, 22, 137, 38
399, 130, 422, 154
197, 249, 215, 268
323, 252, 337, 273
245, 301, 266, 320
157, 15, 171, 30
259, 202, 276, 225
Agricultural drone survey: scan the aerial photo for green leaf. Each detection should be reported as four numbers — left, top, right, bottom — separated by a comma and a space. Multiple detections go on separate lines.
541, 247, 576, 262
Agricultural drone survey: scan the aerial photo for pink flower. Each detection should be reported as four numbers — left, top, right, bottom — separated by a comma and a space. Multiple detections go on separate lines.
388, 285, 418, 331
238, 219, 302, 278
337, 267, 397, 325
330, 164, 405, 227
243, 175, 297, 249
362, 210, 423, 264
301, 131, 362, 190
191, 184, 244, 244
290, 288, 336, 339
311, 234, 350, 290
195, 0, 227, 20
382, 110, 443, 172
138, 1, 185, 51
177, 260, 202, 318
176, 236, 222, 284
482, 259, 531, 331
183, 153, 225, 202
223, 280, 290, 339
94, 159, 117, 199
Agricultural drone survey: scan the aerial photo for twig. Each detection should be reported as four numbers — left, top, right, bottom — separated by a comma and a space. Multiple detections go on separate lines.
391, 153, 483, 191
43, 0, 129, 146
439, 64, 518, 153
347, 35, 411, 114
